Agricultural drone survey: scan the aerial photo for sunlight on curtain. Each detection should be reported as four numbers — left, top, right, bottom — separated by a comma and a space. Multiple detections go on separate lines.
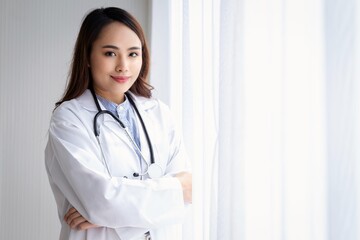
217, 0, 328, 239
150, 0, 360, 239
185, 0, 328, 239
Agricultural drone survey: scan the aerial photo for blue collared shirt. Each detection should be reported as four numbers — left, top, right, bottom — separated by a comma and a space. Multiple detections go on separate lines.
97, 94, 141, 150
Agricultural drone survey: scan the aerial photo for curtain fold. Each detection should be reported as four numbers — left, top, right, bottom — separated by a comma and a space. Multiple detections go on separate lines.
217, 0, 245, 239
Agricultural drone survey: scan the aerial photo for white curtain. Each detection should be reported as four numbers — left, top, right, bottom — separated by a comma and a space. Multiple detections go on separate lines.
150, 0, 360, 239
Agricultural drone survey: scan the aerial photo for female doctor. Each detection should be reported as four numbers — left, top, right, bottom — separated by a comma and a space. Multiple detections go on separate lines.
45, 7, 192, 240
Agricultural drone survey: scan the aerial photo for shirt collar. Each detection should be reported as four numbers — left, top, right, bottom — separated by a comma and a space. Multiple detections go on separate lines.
77, 89, 157, 112
96, 94, 131, 114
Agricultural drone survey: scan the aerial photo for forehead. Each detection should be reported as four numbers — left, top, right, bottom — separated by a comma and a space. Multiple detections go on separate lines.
94, 21, 141, 47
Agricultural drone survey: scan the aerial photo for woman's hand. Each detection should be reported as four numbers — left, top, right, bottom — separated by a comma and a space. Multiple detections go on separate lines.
175, 172, 192, 203
64, 207, 99, 230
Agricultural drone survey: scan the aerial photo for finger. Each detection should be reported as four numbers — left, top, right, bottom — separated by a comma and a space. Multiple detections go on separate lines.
64, 207, 77, 221
69, 216, 87, 229
66, 212, 81, 225
77, 221, 99, 231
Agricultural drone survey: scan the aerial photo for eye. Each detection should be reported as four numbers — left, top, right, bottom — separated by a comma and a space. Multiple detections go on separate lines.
104, 51, 116, 57
129, 52, 139, 58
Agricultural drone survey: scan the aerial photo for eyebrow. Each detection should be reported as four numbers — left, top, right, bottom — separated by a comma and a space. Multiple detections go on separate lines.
101, 45, 141, 51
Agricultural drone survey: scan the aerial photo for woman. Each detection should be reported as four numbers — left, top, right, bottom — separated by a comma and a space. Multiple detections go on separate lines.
45, 7, 192, 240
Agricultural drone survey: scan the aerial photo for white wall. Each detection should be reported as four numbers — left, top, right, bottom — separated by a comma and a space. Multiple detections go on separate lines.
0, 1, 149, 239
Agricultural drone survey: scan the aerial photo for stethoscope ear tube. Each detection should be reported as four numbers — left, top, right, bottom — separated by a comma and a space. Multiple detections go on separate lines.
93, 110, 126, 136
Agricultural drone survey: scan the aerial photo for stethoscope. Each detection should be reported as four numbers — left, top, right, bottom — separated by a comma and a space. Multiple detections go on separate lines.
90, 88, 163, 179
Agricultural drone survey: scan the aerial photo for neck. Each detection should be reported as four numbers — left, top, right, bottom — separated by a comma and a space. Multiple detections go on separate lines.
93, 88, 125, 104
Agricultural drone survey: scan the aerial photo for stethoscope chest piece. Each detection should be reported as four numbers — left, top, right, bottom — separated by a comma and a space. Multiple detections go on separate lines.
147, 163, 163, 179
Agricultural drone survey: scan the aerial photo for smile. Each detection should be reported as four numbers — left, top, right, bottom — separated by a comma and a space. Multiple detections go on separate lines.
111, 75, 130, 83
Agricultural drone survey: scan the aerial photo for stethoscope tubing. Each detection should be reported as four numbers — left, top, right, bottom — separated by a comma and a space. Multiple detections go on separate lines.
90, 88, 159, 178
94, 109, 125, 136
126, 92, 155, 165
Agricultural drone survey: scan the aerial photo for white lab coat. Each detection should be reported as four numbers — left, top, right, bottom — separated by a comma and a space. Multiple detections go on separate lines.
45, 90, 191, 240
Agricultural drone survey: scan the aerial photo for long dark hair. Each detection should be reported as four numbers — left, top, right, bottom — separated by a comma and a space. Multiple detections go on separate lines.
55, 7, 152, 108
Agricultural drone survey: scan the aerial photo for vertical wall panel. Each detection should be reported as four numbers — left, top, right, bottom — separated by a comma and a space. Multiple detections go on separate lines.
0, 0, 149, 239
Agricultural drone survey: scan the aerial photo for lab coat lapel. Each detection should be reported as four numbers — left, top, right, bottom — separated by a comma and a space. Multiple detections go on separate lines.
136, 108, 152, 167
101, 114, 136, 153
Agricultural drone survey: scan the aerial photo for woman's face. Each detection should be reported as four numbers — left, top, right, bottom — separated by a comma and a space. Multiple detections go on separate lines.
89, 21, 142, 104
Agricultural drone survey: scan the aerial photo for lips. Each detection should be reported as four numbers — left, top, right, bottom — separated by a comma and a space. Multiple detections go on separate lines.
111, 75, 130, 83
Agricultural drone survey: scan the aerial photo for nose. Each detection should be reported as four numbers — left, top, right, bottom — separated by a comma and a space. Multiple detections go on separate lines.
115, 56, 128, 72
